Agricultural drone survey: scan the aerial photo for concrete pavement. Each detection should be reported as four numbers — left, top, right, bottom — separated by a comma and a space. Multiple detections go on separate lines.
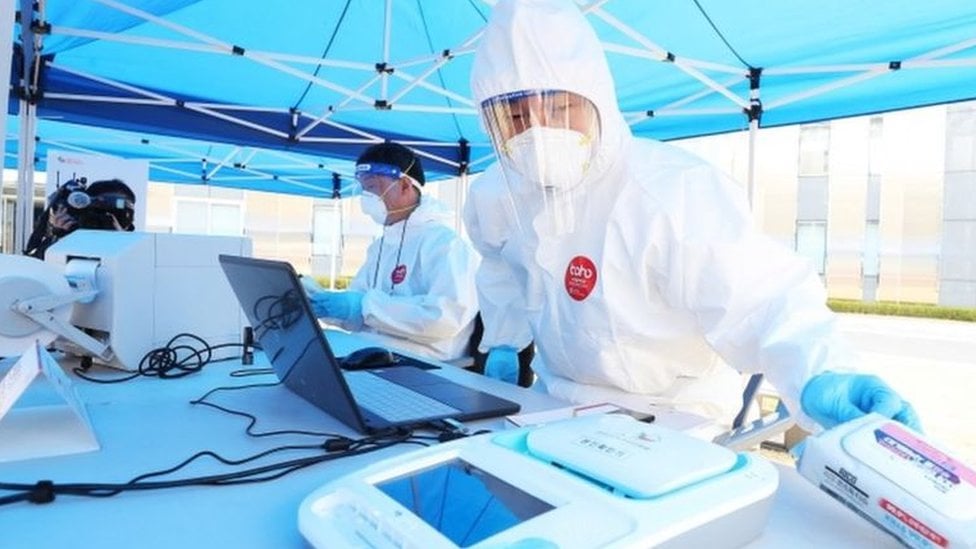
836, 313, 976, 467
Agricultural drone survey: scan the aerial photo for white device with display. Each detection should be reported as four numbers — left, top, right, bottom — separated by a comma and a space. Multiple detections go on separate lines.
298, 414, 779, 548
38, 230, 251, 370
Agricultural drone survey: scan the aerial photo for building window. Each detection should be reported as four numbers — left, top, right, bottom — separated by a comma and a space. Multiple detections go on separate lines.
312, 202, 342, 256
796, 220, 827, 276
174, 199, 243, 236
798, 124, 830, 176
946, 104, 976, 172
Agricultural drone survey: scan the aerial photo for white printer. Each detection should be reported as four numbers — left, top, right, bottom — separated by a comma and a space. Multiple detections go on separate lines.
44, 230, 251, 370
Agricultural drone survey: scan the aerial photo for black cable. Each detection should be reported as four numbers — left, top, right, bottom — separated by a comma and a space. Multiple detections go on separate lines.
417, 0, 466, 138
229, 367, 274, 377
0, 492, 29, 505
691, 0, 751, 68
292, 0, 352, 110
2, 348, 492, 508
87, 443, 327, 498
71, 334, 247, 383
190, 381, 346, 438
0, 430, 415, 506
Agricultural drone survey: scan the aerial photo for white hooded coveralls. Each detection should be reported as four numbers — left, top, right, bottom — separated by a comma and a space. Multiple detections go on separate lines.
341, 195, 480, 362
465, 0, 853, 425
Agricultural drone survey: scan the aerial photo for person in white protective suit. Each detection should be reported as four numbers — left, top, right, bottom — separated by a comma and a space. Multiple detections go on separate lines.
307, 142, 480, 362
464, 0, 922, 431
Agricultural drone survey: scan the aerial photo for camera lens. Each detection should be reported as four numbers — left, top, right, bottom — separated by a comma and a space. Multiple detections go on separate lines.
66, 191, 92, 209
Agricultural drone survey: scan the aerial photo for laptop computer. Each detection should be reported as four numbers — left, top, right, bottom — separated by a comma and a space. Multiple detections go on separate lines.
218, 254, 520, 434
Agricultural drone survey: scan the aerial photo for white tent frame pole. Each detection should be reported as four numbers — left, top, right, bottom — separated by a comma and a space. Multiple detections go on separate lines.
747, 118, 758, 212
206, 147, 243, 181
456, 171, 468, 235
765, 68, 888, 111
49, 62, 290, 140
14, 108, 37, 254
624, 74, 748, 125
86, 0, 482, 114
329, 199, 341, 290
92, 0, 374, 105
189, 103, 294, 113
297, 74, 383, 138
150, 164, 200, 179
396, 43, 482, 69
50, 25, 376, 71
381, 0, 393, 100
43, 93, 170, 106
36, 138, 112, 158
589, 6, 748, 110
145, 142, 327, 194
0, 0, 13, 252
745, 66, 762, 215
601, 42, 743, 75
766, 37, 976, 111
389, 54, 458, 105
14, 0, 42, 255
411, 149, 460, 171
391, 68, 476, 106
385, 29, 484, 107
313, 116, 386, 141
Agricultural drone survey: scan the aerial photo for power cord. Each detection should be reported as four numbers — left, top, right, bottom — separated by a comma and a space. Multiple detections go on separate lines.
0, 429, 415, 506
190, 381, 348, 439
72, 333, 248, 383
0, 363, 493, 508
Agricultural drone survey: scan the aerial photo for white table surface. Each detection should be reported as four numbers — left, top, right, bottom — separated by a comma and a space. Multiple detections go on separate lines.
0, 332, 899, 548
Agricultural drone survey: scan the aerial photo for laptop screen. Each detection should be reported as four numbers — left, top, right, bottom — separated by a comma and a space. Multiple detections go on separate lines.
218, 255, 367, 432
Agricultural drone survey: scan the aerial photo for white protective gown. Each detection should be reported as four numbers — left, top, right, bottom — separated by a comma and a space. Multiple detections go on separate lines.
464, 0, 855, 426
342, 195, 480, 362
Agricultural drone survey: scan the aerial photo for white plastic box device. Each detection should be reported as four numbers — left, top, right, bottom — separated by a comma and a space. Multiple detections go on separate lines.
798, 413, 976, 549
299, 414, 779, 548
44, 230, 251, 370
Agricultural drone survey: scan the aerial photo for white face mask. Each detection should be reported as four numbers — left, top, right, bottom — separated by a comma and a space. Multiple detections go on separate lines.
503, 126, 594, 193
360, 191, 388, 224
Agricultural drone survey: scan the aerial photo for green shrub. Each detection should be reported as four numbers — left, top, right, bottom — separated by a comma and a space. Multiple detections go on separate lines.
827, 299, 976, 322
313, 276, 353, 290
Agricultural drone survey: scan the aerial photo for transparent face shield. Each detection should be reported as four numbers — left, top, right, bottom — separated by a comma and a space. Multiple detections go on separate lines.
355, 162, 422, 225
481, 90, 600, 235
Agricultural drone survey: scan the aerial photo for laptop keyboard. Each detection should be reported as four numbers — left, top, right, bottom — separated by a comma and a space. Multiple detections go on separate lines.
345, 372, 460, 423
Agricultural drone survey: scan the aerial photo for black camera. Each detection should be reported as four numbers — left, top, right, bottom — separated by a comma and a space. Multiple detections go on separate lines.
24, 177, 137, 259
47, 178, 135, 235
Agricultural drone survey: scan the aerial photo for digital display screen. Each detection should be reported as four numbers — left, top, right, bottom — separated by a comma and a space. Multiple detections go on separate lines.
376, 458, 555, 547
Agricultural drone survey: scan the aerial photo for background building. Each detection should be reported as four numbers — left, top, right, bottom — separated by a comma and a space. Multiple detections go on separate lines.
3, 102, 975, 306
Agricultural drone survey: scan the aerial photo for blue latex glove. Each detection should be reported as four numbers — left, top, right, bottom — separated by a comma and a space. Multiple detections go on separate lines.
801, 372, 922, 431
485, 346, 520, 385
309, 290, 364, 324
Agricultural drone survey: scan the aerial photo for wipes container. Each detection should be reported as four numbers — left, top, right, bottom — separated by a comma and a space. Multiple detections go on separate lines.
798, 413, 975, 549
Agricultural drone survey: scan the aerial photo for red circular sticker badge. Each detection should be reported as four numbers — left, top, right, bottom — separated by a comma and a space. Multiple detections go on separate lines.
391, 264, 407, 285
564, 256, 597, 301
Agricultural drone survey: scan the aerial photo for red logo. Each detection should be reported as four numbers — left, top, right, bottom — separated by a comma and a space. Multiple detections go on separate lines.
391, 264, 407, 285
564, 256, 597, 301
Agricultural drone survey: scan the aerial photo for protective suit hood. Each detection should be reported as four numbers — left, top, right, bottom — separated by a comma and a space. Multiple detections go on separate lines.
407, 194, 455, 228
471, 0, 629, 181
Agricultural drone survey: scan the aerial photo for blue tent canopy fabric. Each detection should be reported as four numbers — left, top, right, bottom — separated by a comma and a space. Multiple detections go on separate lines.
8, 0, 976, 196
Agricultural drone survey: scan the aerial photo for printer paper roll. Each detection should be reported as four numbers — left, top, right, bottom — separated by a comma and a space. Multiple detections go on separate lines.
0, 254, 71, 356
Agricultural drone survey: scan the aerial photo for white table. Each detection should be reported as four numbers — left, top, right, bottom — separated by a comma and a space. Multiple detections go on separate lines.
0, 333, 899, 548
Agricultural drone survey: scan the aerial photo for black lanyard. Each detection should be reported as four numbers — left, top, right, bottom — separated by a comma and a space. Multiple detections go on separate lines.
371, 217, 409, 292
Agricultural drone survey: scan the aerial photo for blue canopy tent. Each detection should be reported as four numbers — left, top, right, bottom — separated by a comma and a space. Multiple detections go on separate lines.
8, 0, 976, 251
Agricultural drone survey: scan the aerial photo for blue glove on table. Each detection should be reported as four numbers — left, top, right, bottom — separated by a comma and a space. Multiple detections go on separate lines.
309, 290, 364, 324
485, 346, 520, 385
801, 372, 922, 431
